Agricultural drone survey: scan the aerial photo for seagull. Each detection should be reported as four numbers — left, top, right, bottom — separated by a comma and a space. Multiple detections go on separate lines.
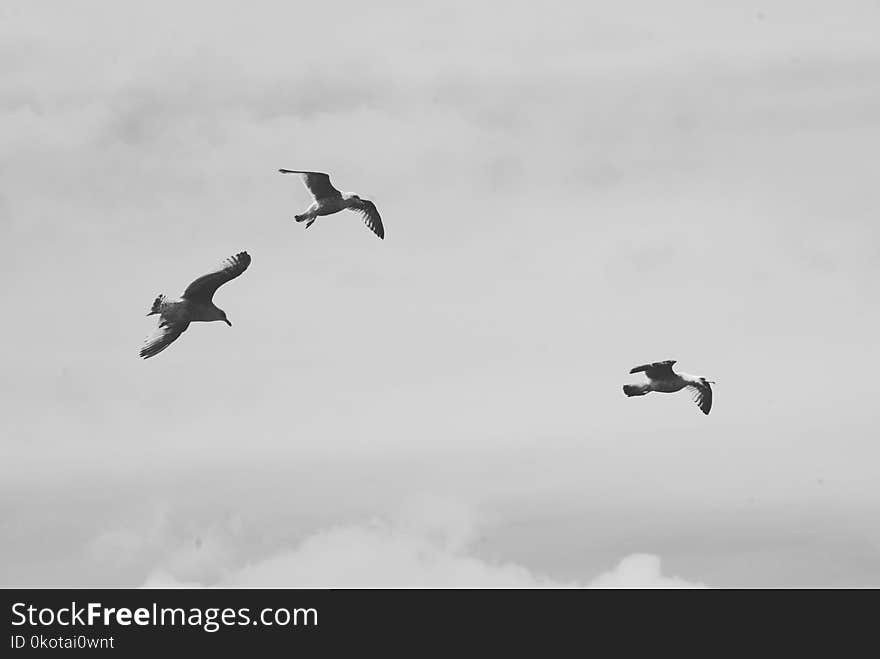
278, 169, 384, 239
622, 360, 714, 415
140, 251, 251, 359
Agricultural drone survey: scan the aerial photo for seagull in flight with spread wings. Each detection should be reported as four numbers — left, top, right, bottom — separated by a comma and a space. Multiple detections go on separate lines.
278, 169, 384, 239
622, 360, 714, 415
140, 251, 251, 359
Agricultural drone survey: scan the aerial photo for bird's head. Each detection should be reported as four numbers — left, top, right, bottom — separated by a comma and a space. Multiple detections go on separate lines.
213, 308, 232, 326
703, 378, 715, 386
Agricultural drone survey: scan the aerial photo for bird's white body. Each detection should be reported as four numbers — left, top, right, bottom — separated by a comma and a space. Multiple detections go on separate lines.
152, 298, 227, 325
299, 192, 360, 221
632, 371, 699, 394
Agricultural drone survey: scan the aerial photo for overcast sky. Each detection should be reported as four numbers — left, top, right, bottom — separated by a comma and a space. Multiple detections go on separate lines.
1, 0, 879, 587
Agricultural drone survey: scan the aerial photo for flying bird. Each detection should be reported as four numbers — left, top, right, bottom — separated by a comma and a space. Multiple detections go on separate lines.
278, 169, 384, 239
622, 360, 714, 415
140, 251, 251, 359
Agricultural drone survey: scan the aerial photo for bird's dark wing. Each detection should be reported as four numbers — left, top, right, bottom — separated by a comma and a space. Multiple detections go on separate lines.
629, 360, 677, 379
278, 169, 341, 201
687, 381, 713, 415
140, 320, 189, 359
182, 251, 251, 302
350, 199, 384, 239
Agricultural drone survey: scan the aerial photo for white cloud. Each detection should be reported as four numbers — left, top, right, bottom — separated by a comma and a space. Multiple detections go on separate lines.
142, 496, 704, 588
589, 554, 704, 588
89, 503, 248, 585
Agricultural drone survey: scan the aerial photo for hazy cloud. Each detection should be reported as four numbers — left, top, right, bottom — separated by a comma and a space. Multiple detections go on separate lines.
139, 497, 703, 588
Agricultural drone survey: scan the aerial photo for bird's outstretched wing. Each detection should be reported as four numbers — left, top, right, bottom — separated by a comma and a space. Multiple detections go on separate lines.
630, 360, 677, 379
687, 381, 713, 415
278, 169, 341, 201
140, 320, 189, 359
182, 251, 251, 302
350, 198, 384, 239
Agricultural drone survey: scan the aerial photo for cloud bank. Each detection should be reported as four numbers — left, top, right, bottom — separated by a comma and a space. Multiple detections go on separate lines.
141, 497, 704, 588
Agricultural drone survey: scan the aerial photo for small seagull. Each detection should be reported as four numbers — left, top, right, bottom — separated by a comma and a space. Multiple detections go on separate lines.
622, 360, 714, 415
140, 251, 251, 359
279, 169, 384, 239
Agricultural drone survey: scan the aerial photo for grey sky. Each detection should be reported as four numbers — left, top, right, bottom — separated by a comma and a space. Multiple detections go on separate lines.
1, 0, 879, 587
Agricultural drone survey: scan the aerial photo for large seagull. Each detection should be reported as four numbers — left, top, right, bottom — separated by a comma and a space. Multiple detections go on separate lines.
140, 251, 251, 359
622, 360, 714, 415
279, 169, 384, 239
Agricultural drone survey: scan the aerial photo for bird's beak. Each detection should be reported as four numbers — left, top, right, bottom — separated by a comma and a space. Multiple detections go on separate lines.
224, 319, 232, 327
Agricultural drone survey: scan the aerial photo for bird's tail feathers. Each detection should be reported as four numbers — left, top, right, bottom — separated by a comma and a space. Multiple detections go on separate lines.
294, 213, 316, 228
623, 384, 650, 397
148, 294, 166, 316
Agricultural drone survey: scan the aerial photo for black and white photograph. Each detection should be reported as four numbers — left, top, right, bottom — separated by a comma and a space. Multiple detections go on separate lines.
2, 0, 879, 605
